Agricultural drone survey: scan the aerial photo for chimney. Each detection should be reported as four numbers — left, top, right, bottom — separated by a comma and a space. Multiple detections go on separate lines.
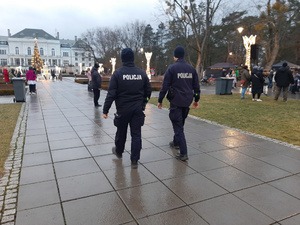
75, 36, 77, 42
56, 32, 59, 39
8, 29, 11, 37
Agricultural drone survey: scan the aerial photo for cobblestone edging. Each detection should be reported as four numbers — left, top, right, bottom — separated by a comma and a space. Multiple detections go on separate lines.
0, 102, 28, 225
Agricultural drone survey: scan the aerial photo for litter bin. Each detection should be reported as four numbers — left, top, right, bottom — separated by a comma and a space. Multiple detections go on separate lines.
12, 77, 26, 102
215, 77, 234, 95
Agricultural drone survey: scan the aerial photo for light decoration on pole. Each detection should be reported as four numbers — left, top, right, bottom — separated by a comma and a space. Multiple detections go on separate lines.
238, 27, 256, 68
110, 58, 116, 74
145, 52, 152, 80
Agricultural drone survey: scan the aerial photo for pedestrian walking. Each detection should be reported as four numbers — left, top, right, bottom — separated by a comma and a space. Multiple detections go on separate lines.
274, 62, 295, 102
240, 65, 251, 99
157, 46, 200, 161
103, 48, 152, 168
26, 67, 37, 94
250, 66, 264, 101
91, 63, 102, 107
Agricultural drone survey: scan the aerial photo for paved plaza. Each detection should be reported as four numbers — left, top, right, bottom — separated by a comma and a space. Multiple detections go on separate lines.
1, 78, 300, 225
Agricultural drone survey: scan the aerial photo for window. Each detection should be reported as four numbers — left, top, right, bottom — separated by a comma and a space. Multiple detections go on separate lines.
0, 49, 6, 54
75, 63, 78, 66
0, 59, 7, 65
63, 60, 69, 65
75, 57, 78, 61
51, 48, 55, 56
40, 48, 44, 56
63, 52, 69, 57
75, 52, 78, 56
28, 59, 31, 65
27, 47, 31, 55
15, 47, 19, 55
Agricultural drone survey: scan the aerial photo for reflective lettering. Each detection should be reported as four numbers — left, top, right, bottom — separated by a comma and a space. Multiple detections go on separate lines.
123, 74, 143, 80
178, 73, 193, 79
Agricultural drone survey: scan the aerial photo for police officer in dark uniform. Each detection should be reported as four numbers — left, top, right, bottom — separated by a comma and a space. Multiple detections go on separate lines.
158, 46, 200, 161
103, 48, 152, 168
91, 63, 102, 107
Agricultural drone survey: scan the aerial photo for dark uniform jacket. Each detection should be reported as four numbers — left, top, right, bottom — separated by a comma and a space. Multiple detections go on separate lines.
103, 62, 152, 114
91, 67, 102, 90
158, 59, 200, 107
275, 67, 294, 87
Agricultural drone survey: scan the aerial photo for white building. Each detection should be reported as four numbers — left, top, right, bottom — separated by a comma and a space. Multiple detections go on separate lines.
0, 28, 93, 74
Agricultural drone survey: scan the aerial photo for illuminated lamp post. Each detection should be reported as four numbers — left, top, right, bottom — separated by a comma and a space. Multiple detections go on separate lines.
145, 52, 152, 80
110, 58, 116, 74
238, 27, 256, 69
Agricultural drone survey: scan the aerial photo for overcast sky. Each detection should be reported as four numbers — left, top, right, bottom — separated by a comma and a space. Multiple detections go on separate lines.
0, 0, 162, 40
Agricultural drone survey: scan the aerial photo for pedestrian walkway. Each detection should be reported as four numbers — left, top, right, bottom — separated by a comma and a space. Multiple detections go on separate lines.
1, 79, 300, 225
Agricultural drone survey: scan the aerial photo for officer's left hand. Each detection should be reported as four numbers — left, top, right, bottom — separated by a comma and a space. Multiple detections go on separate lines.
157, 103, 162, 109
192, 102, 199, 109
103, 114, 108, 119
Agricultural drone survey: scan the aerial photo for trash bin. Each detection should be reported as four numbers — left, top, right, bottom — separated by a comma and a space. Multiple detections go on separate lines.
215, 78, 234, 95
12, 77, 26, 102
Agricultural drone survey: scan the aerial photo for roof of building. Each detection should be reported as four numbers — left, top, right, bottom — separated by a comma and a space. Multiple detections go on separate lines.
60, 39, 75, 48
11, 28, 57, 40
272, 60, 300, 69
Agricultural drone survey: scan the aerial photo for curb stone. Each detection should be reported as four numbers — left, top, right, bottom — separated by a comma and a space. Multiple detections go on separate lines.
0, 102, 28, 225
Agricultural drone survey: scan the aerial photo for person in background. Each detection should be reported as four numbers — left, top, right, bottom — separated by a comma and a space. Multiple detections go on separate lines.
91, 63, 102, 107
3, 67, 10, 84
262, 69, 270, 96
231, 70, 237, 89
250, 66, 264, 101
26, 67, 37, 95
9, 68, 16, 83
274, 62, 294, 102
240, 65, 251, 99
86, 68, 92, 92
158, 46, 200, 161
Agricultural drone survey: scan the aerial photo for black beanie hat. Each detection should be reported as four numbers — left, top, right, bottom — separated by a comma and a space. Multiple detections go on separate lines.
282, 62, 288, 67
121, 48, 134, 62
174, 46, 185, 58
94, 63, 99, 68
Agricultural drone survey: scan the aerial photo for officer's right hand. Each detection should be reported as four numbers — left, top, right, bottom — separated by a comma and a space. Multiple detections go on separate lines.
103, 114, 108, 119
157, 103, 162, 109
192, 102, 199, 109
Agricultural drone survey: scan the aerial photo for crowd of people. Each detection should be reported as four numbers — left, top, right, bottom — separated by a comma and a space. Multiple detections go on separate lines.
239, 62, 298, 102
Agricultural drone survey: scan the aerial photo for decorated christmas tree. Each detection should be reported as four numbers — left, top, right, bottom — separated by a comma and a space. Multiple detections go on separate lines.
31, 38, 43, 73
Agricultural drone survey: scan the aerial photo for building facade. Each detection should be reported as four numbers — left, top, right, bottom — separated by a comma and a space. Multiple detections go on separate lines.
0, 28, 93, 74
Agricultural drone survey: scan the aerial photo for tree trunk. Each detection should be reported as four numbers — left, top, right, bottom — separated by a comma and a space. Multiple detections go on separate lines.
265, 33, 279, 70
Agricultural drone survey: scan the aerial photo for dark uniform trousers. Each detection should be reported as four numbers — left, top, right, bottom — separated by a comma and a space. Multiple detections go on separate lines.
93, 89, 100, 106
114, 108, 145, 161
169, 104, 190, 155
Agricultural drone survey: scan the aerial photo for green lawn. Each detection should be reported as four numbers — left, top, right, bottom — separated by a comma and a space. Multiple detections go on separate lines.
0, 104, 22, 178
149, 94, 300, 147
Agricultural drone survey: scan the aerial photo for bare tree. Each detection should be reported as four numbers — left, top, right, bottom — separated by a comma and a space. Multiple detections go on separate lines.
164, 0, 222, 75
255, 0, 289, 70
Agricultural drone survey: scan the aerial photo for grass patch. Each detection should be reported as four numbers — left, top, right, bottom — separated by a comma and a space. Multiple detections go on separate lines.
149, 94, 300, 147
0, 104, 22, 178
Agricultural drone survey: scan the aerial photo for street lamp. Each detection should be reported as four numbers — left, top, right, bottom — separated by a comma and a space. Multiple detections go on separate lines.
145, 52, 152, 80
238, 27, 256, 69
110, 58, 116, 74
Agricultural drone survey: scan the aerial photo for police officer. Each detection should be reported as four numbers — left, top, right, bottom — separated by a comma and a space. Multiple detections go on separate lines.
103, 48, 152, 168
158, 46, 200, 161
91, 63, 102, 107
